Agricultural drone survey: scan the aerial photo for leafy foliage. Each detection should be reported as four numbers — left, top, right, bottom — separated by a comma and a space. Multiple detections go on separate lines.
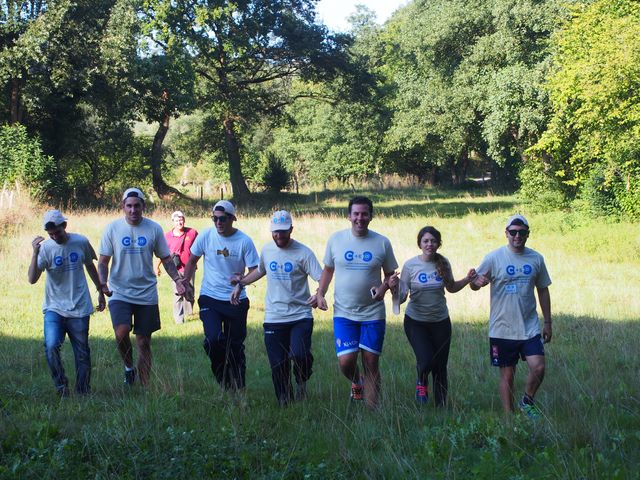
529, 0, 640, 217
0, 123, 60, 199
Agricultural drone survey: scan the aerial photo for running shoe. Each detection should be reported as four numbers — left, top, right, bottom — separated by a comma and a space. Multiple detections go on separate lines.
124, 368, 136, 386
350, 381, 364, 402
415, 381, 428, 404
519, 399, 542, 419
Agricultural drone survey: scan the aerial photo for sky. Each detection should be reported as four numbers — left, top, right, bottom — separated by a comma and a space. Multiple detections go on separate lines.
315, 0, 409, 32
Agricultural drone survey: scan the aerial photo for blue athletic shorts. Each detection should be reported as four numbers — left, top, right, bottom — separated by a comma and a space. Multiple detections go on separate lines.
489, 334, 544, 367
333, 317, 385, 357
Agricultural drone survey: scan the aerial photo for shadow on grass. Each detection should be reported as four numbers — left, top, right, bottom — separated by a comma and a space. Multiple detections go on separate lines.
1, 314, 638, 477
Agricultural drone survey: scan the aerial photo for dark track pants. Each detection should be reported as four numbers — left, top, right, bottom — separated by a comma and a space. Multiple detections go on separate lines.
404, 315, 451, 407
199, 295, 249, 390
263, 319, 313, 403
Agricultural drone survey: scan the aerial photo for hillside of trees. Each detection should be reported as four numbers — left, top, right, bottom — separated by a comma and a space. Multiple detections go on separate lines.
1, 0, 638, 216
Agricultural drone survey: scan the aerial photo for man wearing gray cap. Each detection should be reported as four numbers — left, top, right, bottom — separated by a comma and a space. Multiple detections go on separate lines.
98, 188, 185, 386
230, 210, 322, 406
156, 210, 198, 324
182, 200, 259, 391
28, 210, 105, 396
471, 214, 552, 418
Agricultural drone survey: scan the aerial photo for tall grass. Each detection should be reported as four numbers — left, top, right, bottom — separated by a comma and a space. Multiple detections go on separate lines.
1, 188, 639, 478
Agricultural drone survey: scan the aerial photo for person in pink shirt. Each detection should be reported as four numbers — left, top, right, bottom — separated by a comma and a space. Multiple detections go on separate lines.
157, 211, 198, 324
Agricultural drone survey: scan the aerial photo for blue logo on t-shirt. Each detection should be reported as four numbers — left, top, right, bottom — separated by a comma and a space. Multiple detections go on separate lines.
137, 236, 147, 246
506, 264, 532, 276
418, 273, 428, 283
122, 236, 132, 247
69, 252, 78, 263
344, 250, 373, 262
54, 256, 63, 266
269, 261, 294, 273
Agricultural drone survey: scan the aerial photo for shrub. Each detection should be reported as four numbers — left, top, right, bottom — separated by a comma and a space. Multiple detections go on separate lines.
0, 124, 62, 199
261, 153, 291, 193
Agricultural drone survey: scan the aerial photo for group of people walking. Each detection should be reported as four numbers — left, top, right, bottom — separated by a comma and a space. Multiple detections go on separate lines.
29, 189, 552, 418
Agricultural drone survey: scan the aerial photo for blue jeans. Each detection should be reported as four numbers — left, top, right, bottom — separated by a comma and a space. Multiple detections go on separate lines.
43, 311, 91, 394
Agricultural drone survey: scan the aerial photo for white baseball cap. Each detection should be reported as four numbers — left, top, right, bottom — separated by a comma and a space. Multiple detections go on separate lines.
122, 187, 145, 201
505, 214, 529, 229
171, 210, 185, 220
43, 210, 67, 229
270, 210, 292, 231
213, 200, 236, 218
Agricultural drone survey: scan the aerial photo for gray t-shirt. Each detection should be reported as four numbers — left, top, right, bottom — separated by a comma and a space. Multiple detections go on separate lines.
257, 239, 323, 323
191, 228, 259, 301
99, 218, 169, 305
400, 255, 450, 322
37, 233, 96, 318
323, 229, 398, 321
476, 246, 552, 340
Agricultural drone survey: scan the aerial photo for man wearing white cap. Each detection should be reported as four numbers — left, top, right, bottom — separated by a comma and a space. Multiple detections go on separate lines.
156, 210, 198, 324
98, 188, 185, 386
230, 210, 322, 406
28, 210, 105, 396
182, 200, 259, 391
471, 214, 552, 418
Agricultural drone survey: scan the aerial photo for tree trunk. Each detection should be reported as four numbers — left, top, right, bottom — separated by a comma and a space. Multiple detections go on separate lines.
151, 112, 181, 199
10, 78, 22, 125
223, 116, 251, 200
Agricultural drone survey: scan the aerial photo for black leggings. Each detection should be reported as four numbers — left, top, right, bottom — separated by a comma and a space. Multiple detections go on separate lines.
403, 315, 452, 407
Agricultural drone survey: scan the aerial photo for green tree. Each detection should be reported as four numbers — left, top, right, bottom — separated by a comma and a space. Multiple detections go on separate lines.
529, 0, 640, 216
141, 0, 348, 200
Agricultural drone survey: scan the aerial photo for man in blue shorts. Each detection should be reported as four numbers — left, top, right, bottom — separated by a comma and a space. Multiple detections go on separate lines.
471, 214, 552, 418
98, 188, 185, 386
314, 196, 398, 408
181, 200, 259, 391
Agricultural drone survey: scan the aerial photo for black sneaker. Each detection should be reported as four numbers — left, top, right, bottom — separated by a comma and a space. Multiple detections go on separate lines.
124, 368, 136, 386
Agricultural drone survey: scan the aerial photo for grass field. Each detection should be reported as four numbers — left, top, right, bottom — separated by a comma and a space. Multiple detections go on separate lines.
1, 188, 639, 479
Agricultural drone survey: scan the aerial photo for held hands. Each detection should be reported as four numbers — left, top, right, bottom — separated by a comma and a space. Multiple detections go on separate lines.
100, 284, 113, 297
230, 283, 242, 305
97, 291, 106, 312
307, 292, 328, 310
472, 273, 490, 288
466, 268, 477, 283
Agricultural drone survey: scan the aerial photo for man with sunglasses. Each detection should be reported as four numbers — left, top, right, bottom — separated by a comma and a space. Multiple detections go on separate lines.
98, 188, 185, 387
28, 210, 105, 396
471, 214, 552, 419
181, 200, 259, 391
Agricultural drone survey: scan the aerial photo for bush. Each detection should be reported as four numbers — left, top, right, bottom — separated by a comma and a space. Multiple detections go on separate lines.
261, 153, 291, 193
0, 124, 62, 199
517, 157, 567, 211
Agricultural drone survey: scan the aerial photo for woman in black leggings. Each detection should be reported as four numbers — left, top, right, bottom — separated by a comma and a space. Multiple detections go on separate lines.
389, 226, 475, 406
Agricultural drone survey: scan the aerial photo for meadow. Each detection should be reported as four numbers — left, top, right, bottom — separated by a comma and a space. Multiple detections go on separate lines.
1, 188, 639, 479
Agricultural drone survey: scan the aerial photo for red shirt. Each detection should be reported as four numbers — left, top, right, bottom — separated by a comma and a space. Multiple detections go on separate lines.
164, 227, 198, 272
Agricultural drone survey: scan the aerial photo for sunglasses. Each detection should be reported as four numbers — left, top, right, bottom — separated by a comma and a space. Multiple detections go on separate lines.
507, 229, 529, 237
212, 215, 229, 223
